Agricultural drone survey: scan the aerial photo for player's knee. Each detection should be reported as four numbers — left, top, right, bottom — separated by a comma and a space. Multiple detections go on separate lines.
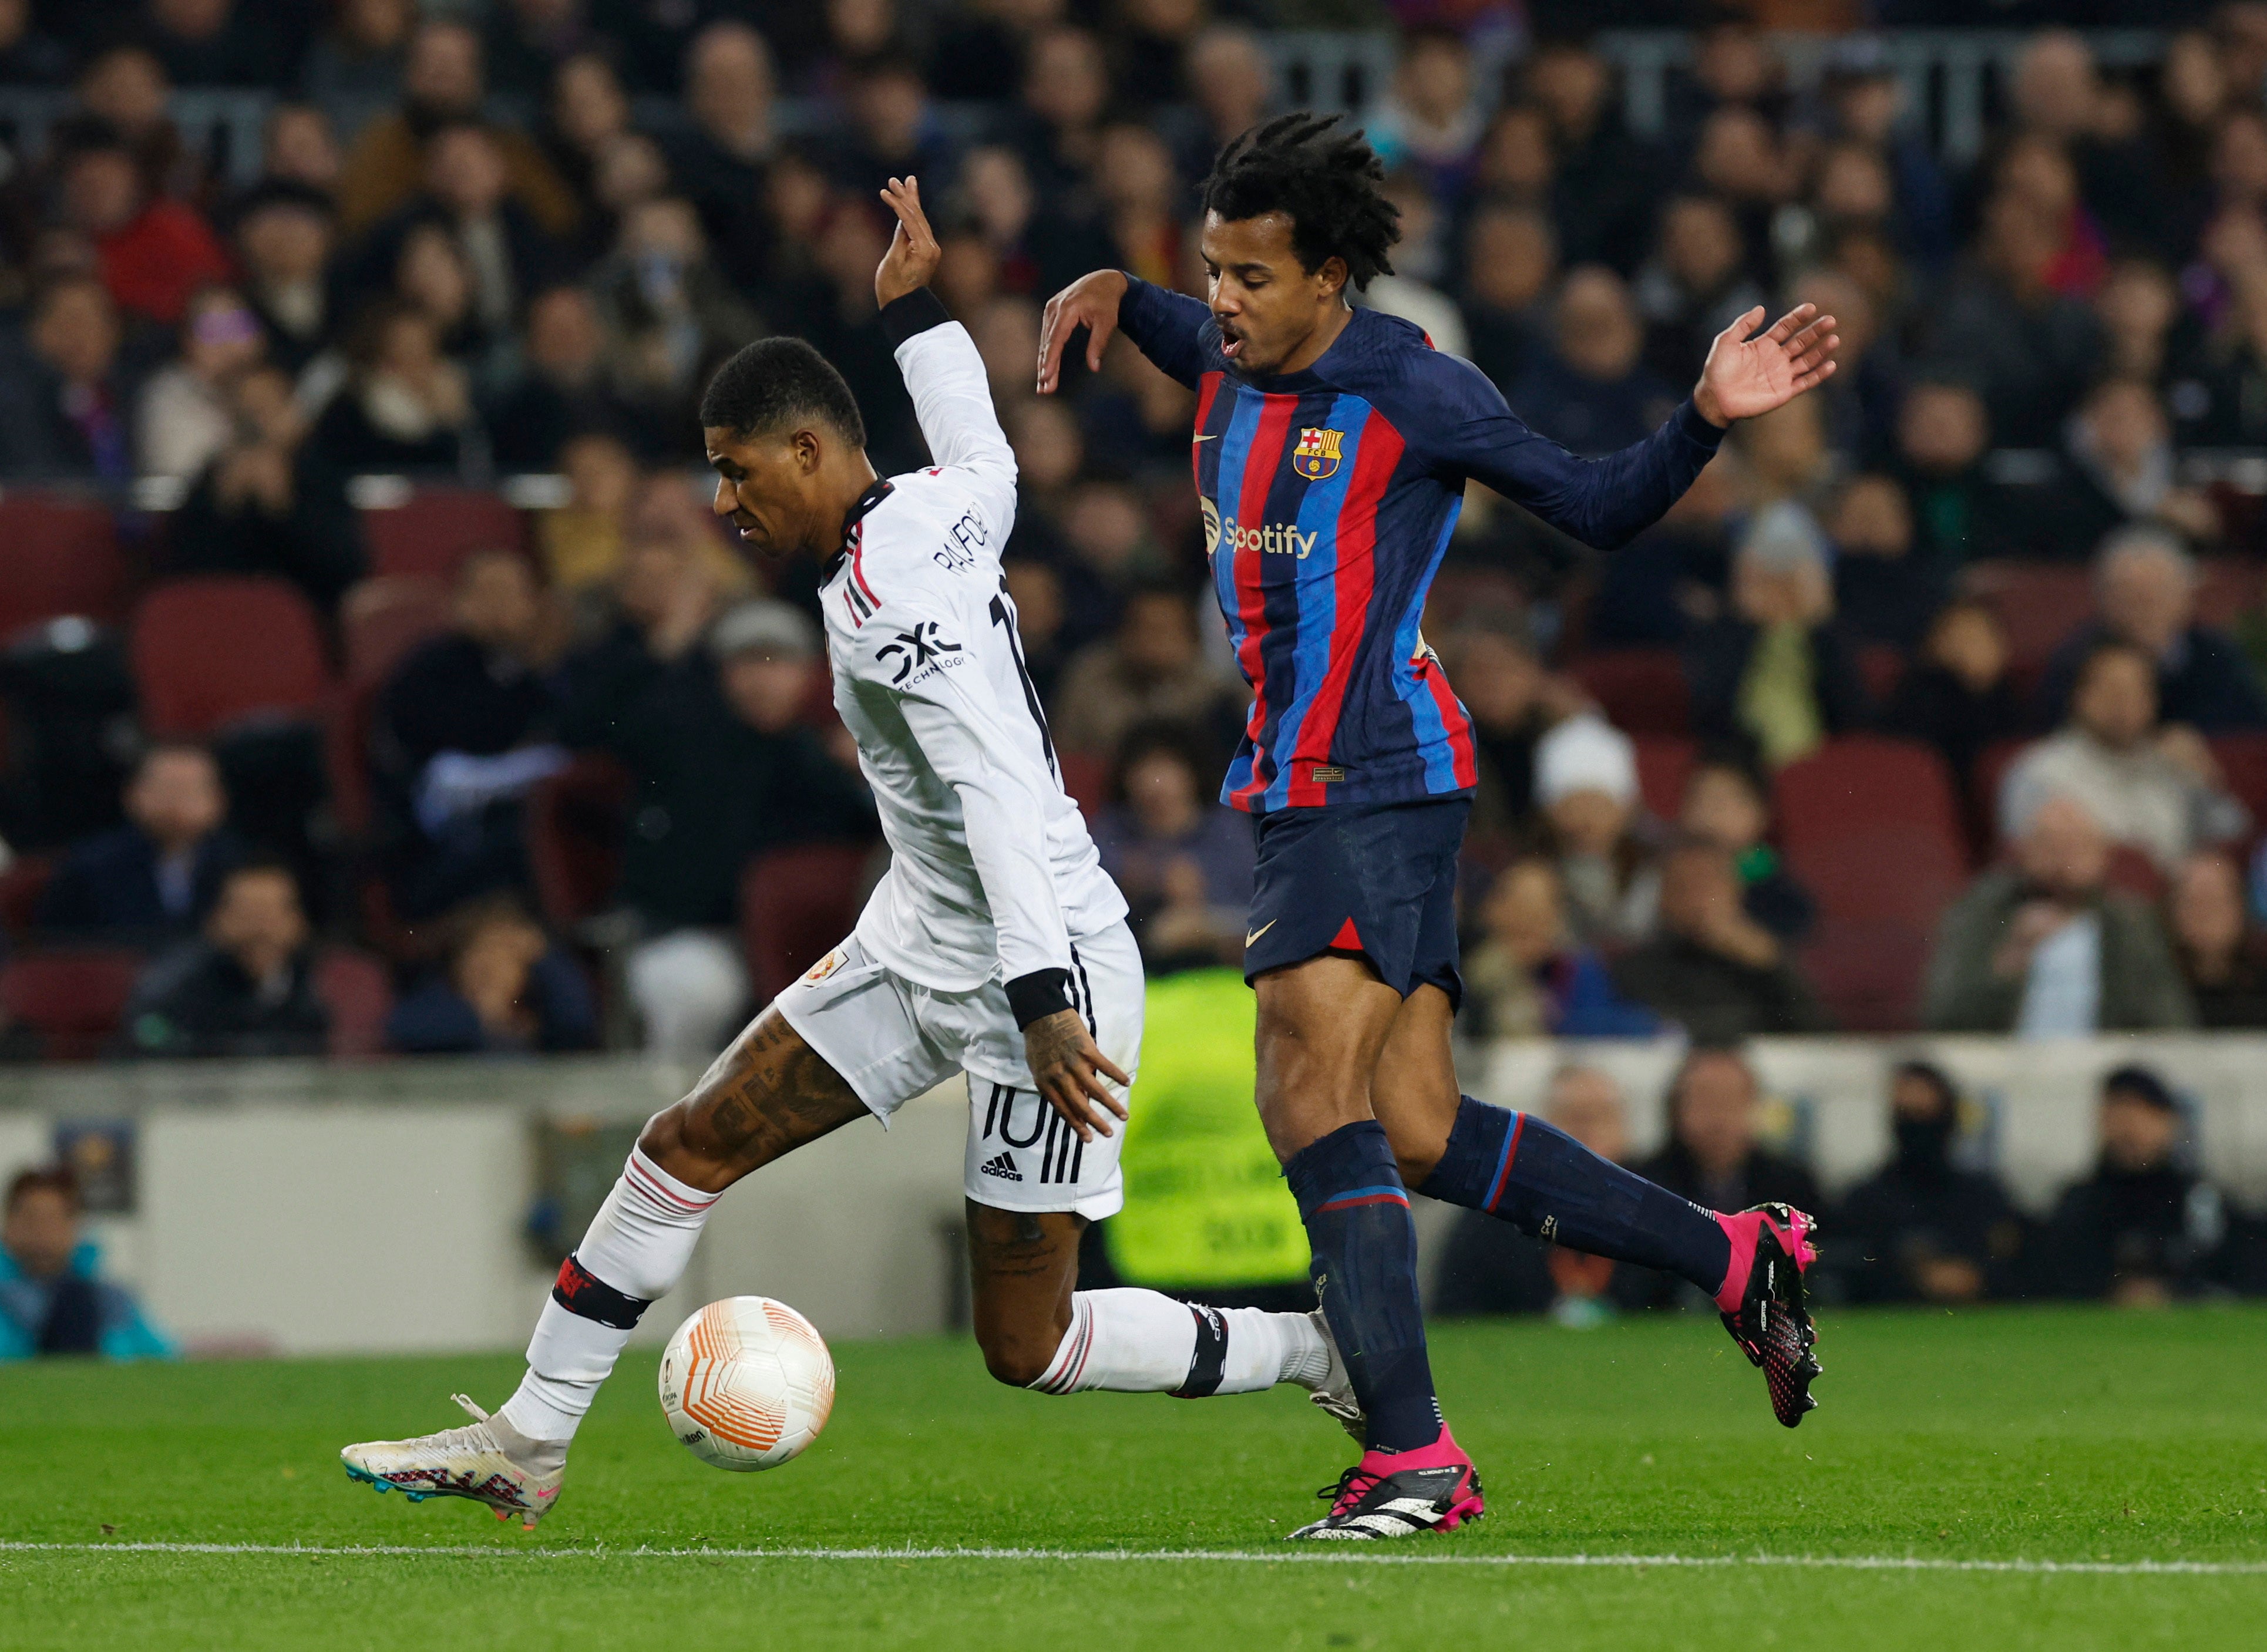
635, 1103, 690, 1165
974, 1324, 1058, 1388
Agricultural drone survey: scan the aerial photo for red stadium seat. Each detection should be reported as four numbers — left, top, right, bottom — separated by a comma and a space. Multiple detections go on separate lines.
2195, 558, 2263, 633
0, 492, 128, 640
1960, 562, 2094, 687
1856, 642, 1906, 706
526, 755, 630, 935
341, 576, 452, 686
0, 854, 53, 938
1569, 648, 1689, 737
1057, 750, 1110, 819
2207, 732, 2267, 832
315, 947, 394, 1059
360, 488, 526, 580
741, 843, 870, 1003
1970, 736, 2033, 850
1631, 735, 1693, 823
0, 947, 146, 1059
1801, 920, 1933, 1034
130, 577, 332, 738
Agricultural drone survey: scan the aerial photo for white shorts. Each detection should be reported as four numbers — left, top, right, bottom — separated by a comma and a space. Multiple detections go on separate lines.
773, 921, 1143, 1221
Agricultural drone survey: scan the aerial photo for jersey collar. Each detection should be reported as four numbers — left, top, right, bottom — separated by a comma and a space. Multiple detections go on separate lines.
825, 477, 895, 578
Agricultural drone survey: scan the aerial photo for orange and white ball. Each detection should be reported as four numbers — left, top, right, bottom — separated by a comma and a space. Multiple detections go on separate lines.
659, 1297, 836, 1471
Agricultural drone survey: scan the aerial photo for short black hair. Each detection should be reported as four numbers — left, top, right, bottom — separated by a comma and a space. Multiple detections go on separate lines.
1201, 112, 1400, 291
699, 336, 865, 448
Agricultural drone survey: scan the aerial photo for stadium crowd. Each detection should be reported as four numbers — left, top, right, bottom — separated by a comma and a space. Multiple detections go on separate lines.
5, 2, 2267, 1086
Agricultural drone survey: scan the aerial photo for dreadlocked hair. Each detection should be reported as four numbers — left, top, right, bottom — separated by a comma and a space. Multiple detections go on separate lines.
1200, 112, 1400, 291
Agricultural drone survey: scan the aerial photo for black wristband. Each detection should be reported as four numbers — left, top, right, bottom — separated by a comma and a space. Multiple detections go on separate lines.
880, 287, 952, 348
1005, 967, 1075, 1031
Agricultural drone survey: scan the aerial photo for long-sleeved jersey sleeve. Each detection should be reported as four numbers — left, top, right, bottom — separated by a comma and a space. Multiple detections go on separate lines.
1396, 349, 1727, 551
882, 289, 1017, 523
1115, 275, 1215, 390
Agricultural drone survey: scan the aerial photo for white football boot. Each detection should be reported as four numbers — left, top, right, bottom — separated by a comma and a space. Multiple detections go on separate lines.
1305, 1308, 1365, 1441
341, 1395, 567, 1530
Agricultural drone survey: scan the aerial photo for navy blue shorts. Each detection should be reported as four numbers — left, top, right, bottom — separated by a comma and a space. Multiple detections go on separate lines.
1242, 798, 1470, 1005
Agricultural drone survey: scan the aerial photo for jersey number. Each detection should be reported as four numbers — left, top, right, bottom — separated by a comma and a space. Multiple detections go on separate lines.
990, 584, 1058, 776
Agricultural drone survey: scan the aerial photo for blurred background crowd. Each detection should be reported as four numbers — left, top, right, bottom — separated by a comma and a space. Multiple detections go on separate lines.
8, 2, 2267, 1349
4, 5, 2267, 1065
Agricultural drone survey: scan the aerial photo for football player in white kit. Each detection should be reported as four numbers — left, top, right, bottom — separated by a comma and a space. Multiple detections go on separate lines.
340, 179, 1354, 1529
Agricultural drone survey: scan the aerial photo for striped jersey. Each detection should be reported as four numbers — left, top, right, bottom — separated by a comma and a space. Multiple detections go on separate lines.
1118, 279, 1726, 813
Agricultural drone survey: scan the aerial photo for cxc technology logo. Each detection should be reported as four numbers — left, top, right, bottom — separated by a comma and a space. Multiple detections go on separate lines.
1201, 496, 1319, 560
875, 620, 964, 685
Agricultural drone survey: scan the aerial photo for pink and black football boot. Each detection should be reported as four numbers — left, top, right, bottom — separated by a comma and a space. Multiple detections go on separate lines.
1286, 1426, 1485, 1541
1714, 1203, 1822, 1428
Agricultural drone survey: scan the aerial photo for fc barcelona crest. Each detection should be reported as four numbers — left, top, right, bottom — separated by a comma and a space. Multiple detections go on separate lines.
1291, 427, 1343, 481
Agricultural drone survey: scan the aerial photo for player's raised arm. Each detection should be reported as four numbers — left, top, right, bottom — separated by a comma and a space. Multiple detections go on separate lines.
1038, 271, 1213, 393
873, 177, 1014, 494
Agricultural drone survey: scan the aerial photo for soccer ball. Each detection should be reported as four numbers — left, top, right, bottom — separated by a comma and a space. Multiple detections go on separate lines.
658, 1296, 836, 1471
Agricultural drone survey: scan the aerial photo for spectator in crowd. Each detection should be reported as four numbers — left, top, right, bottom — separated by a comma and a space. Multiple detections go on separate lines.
335, 18, 578, 238
1923, 190, 2101, 449
1630, 1047, 1822, 1304
1890, 378, 2019, 566
1509, 265, 1680, 458
162, 362, 368, 610
1833, 1061, 2023, 1304
1052, 582, 1246, 762
117, 860, 331, 1057
1525, 38, 1660, 275
311, 302, 479, 475
386, 897, 599, 1054
144, 0, 289, 89
1093, 722, 1252, 974
1612, 838, 1829, 1042
1885, 599, 2025, 816
2002, 640, 2249, 876
2033, 1065, 2229, 1304
38, 743, 245, 940
1684, 500, 1871, 770
557, 480, 735, 728
604, 601, 874, 1064
261, 102, 344, 194
1677, 752, 1814, 943
302, 0, 412, 142
231, 181, 341, 377
0, 276, 136, 481
1441, 618, 1578, 856
134, 286, 268, 485
1924, 793, 2195, 1036
589, 196, 763, 439
374, 551, 567, 921
1457, 857, 1659, 1042
73, 44, 199, 203
1634, 194, 1765, 393
0, 1167, 173, 1361
485, 285, 645, 470
1431, 1066, 1657, 1323
664, 21, 779, 291
0, 0, 70, 87
1534, 714, 1659, 946
1459, 204, 1556, 392
58, 128, 232, 327
2058, 379, 2223, 552
1828, 472, 1942, 651
2168, 850, 2267, 1028
2038, 527, 2267, 734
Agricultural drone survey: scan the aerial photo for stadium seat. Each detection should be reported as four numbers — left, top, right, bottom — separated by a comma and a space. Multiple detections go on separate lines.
341, 576, 452, 686
0, 854, 53, 938
0, 947, 146, 1059
130, 578, 332, 739
1971, 736, 2033, 849
315, 947, 394, 1059
1057, 749, 1110, 819
1775, 738, 1967, 1027
2195, 558, 2263, 633
1631, 735, 1693, 822
1856, 642, 1905, 706
1960, 562, 2094, 687
1569, 648, 1689, 736
741, 843, 870, 1003
360, 488, 527, 580
2207, 732, 2267, 833
0, 492, 128, 641
526, 754, 630, 936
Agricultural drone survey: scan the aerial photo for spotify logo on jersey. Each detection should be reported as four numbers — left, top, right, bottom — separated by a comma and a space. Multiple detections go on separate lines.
1200, 497, 1317, 560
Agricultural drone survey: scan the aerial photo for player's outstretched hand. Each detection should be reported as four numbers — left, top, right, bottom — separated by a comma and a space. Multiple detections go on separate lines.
874, 176, 941, 309
1037, 269, 1130, 393
1024, 1008, 1131, 1142
1692, 302, 1839, 428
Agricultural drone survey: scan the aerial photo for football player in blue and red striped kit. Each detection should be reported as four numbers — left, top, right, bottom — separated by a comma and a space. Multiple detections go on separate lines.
1040, 115, 1839, 1540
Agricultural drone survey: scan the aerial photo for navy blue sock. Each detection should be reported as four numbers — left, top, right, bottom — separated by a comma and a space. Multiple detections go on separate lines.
1419, 1097, 1731, 1293
1284, 1120, 1442, 1454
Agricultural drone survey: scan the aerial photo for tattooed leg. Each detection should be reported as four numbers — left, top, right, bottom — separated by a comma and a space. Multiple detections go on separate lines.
967, 1202, 1086, 1384
637, 1005, 870, 1195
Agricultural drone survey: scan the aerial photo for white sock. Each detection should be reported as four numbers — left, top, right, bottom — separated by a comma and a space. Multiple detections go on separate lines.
1027, 1290, 1329, 1397
498, 1146, 719, 1444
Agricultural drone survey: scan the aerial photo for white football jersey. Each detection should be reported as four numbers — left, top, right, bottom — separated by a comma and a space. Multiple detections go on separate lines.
818, 310, 1127, 996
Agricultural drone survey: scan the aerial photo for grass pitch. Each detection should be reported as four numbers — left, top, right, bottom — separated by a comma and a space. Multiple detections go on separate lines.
3, 1306, 2263, 1651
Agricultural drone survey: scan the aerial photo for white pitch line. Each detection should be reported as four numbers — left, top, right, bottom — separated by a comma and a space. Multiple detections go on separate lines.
1, 1542, 2262, 1577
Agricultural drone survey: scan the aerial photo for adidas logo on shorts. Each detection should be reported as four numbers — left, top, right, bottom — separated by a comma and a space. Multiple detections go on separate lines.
978, 1152, 1022, 1183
